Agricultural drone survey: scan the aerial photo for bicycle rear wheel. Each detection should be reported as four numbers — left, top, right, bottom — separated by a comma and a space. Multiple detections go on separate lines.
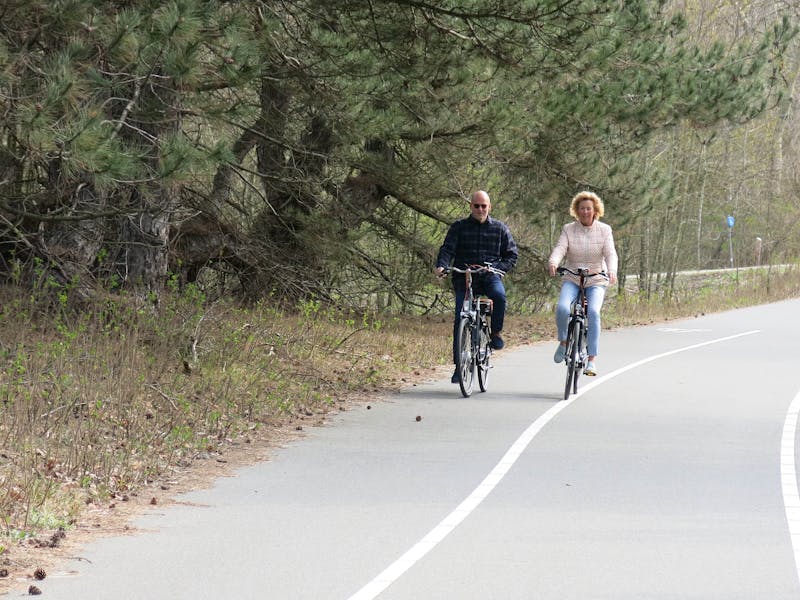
477, 320, 491, 392
563, 320, 579, 400
456, 317, 475, 397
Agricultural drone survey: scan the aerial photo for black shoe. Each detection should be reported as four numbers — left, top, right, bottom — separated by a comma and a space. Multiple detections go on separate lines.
451, 369, 460, 384
489, 334, 504, 350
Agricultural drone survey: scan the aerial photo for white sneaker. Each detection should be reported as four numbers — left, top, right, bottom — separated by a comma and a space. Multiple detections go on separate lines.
584, 361, 597, 376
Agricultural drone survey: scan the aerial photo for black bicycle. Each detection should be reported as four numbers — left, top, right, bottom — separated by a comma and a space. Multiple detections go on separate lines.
445, 264, 505, 397
557, 267, 607, 400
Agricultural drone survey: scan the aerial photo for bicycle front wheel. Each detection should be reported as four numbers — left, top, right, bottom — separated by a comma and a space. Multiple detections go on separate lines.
477, 320, 491, 392
571, 324, 583, 396
563, 320, 579, 400
456, 317, 475, 397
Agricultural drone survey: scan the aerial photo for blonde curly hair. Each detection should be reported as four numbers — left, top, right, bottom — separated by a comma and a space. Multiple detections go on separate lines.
569, 191, 604, 220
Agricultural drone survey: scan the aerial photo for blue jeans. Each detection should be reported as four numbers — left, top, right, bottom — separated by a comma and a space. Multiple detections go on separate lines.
555, 282, 606, 357
451, 274, 506, 365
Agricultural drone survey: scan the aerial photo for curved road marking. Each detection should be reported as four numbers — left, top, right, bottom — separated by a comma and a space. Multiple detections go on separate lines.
347, 330, 763, 600
781, 388, 800, 585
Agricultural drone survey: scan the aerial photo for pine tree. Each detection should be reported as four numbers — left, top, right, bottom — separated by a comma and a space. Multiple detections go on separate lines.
0, 0, 793, 306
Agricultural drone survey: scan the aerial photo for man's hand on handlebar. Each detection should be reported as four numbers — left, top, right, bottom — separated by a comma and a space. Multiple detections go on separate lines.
436, 264, 505, 278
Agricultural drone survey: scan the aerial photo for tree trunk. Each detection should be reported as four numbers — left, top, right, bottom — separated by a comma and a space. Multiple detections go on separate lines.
118, 188, 173, 293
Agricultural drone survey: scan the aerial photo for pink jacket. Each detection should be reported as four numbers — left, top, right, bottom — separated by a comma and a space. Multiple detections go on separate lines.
548, 220, 618, 287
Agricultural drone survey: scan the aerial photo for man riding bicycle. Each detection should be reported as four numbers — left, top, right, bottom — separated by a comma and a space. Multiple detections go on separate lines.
435, 190, 518, 384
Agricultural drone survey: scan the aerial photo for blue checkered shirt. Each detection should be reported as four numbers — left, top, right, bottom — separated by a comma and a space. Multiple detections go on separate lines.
436, 216, 518, 275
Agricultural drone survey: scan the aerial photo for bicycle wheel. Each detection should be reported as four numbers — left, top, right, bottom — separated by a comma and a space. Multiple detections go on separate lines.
563, 320, 579, 400
477, 319, 491, 392
456, 317, 475, 397
571, 324, 584, 396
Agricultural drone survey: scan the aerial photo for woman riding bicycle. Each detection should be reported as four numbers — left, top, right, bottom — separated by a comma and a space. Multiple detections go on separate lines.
548, 191, 618, 376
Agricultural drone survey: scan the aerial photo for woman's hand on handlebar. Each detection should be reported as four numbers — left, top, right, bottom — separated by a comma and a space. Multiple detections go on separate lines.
556, 266, 610, 280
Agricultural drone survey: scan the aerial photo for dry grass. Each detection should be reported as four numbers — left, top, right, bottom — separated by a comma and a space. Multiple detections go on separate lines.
605, 265, 800, 327
0, 264, 798, 590
0, 295, 454, 528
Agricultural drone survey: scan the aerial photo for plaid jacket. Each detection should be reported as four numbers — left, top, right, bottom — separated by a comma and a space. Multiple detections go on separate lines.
436, 215, 518, 275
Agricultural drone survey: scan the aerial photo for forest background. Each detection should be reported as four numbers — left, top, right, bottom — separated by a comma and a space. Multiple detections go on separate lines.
2, 0, 800, 584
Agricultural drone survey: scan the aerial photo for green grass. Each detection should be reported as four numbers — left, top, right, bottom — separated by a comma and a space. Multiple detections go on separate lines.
0, 264, 798, 555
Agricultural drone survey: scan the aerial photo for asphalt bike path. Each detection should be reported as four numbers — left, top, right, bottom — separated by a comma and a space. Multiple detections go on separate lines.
30, 299, 800, 599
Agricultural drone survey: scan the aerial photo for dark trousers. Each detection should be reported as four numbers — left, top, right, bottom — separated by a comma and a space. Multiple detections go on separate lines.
451, 274, 506, 365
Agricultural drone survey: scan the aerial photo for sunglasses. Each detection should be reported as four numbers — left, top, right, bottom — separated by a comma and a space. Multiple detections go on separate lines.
472, 204, 488, 209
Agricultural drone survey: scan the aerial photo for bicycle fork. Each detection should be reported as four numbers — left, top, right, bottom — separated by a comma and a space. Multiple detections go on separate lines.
570, 312, 587, 370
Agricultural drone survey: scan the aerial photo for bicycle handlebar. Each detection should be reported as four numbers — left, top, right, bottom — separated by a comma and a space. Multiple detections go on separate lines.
556, 266, 608, 279
442, 264, 506, 277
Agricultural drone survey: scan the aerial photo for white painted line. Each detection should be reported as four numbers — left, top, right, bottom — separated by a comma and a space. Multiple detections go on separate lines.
781, 388, 800, 586
346, 330, 762, 600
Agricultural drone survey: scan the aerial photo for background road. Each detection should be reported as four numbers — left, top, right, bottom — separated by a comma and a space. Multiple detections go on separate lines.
28, 299, 800, 599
